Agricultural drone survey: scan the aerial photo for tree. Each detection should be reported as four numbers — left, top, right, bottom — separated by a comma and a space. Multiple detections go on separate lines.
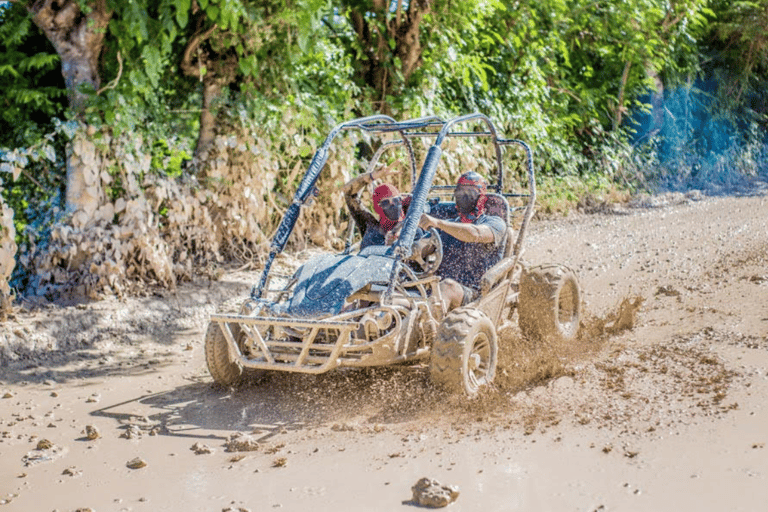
709, 0, 768, 112
16, 0, 112, 116
177, 0, 330, 164
337, 0, 501, 113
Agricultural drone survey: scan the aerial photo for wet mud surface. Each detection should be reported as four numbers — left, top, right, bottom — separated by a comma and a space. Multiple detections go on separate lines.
1, 192, 767, 511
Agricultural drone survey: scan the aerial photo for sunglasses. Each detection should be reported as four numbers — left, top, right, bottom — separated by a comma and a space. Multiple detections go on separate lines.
378, 196, 402, 208
454, 187, 479, 200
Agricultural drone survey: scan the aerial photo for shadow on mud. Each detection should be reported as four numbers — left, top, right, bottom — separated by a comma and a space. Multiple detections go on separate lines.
87, 297, 645, 443
90, 366, 453, 442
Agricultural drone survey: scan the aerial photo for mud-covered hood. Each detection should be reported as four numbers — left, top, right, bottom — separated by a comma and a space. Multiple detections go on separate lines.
285, 249, 395, 317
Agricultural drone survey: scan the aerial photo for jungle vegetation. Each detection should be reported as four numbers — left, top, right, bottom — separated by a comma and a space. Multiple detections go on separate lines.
0, 0, 766, 301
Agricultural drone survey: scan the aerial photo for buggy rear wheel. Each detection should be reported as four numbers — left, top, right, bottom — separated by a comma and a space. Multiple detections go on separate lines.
430, 308, 498, 396
205, 321, 244, 386
518, 264, 581, 344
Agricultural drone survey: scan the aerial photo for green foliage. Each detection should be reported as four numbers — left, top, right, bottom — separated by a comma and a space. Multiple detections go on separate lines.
0, 120, 70, 253
706, 0, 768, 119
2, 0, 768, 299
0, 3, 67, 147
151, 139, 192, 178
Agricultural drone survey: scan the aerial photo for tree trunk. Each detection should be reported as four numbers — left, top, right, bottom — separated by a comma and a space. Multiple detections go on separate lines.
348, 0, 432, 112
26, 0, 113, 218
0, 198, 17, 320
646, 64, 665, 137
27, 0, 111, 114
180, 16, 239, 172
614, 61, 631, 131
197, 78, 223, 159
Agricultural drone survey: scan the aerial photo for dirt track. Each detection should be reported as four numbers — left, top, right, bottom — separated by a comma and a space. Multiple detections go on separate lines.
1, 190, 767, 511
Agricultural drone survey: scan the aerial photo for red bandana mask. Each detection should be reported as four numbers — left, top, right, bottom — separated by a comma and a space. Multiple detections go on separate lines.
373, 183, 404, 231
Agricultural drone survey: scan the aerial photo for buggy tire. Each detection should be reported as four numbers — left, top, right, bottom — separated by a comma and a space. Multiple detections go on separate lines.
205, 321, 244, 386
430, 308, 498, 396
518, 264, 581, 344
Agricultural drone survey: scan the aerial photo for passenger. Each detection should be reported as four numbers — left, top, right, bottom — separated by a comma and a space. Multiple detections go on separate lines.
418, 171, 507, 311
343, 167, 410, 249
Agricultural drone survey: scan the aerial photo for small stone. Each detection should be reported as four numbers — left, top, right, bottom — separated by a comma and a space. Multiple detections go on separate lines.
225, 433, 260, 452
85, 425, 100, 440
36, 439, 53, 450
120, 425, 142, 439
190, 442, 213, 455
126, 457, 147, 469
411, 477, 460, 508
63, 466, 82, 477
655, 285, 680, 297
2, 392, 13, 399
50, 392, 59, 398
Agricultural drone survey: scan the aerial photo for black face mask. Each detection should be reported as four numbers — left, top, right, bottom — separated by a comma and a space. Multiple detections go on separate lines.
379, 197, 403, 222
454, 187, 479, 214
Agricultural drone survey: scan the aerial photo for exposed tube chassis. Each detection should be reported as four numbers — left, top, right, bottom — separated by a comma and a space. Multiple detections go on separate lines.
209, 298, 437, 374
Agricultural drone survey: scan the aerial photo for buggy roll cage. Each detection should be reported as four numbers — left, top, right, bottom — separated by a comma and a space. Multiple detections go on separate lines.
250, 113, 537, 301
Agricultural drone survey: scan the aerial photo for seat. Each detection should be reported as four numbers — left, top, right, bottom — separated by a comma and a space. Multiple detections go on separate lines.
426, 198, 457, 220
483, 193, 510, 225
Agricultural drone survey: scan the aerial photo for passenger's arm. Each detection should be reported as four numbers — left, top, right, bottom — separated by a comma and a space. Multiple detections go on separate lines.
343, 167, 387, 231
342, 167, 399, 216
342, 166, 399, 196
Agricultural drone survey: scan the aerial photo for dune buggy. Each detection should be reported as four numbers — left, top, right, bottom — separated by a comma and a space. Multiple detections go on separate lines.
205, 113, 581, 396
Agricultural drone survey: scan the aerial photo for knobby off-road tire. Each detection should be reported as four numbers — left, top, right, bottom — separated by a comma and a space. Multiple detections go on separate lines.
204, 321, 244, 386
430, 308, 498, 396
518, 264, 581, 344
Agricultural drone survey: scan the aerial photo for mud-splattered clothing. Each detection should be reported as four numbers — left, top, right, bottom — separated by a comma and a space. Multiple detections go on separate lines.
436, 214, 507, 290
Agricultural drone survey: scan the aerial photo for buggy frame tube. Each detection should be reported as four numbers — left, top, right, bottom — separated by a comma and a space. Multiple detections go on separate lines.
252, 114, 396, 299
436, 113, 505, 194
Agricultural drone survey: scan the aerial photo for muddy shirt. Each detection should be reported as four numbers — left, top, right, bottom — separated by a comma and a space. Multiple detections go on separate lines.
436, 214, 507, 289
360, 222, 387, 248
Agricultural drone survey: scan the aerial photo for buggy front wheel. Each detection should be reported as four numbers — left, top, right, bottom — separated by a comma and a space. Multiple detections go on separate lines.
430, 308, 498, 396
204, 321, 244, 386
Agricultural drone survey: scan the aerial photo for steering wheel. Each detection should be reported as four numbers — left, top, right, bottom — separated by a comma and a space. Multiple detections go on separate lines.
407, 227, 443, 276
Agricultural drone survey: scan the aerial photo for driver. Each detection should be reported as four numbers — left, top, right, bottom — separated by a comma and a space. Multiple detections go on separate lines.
343, 167, 410, 249
419, 171, 506, 311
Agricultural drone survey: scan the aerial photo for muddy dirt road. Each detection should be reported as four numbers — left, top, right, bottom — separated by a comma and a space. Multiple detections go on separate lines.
1, 190, 767, 512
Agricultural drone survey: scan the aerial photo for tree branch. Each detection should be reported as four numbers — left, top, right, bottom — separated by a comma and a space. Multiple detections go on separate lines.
97, 51, 122, 95
181, 23, 218, 78
614, 61, 632, 130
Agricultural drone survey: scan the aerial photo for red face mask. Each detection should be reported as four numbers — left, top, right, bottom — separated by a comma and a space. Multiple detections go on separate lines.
455, 172, 488, 223
373, 183, 403, 231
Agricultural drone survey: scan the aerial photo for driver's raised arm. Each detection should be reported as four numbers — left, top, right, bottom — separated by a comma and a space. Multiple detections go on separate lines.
419, 213, 495, 244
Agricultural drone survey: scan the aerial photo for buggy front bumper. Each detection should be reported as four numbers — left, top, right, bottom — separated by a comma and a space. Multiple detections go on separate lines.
209, 307, 429, 374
